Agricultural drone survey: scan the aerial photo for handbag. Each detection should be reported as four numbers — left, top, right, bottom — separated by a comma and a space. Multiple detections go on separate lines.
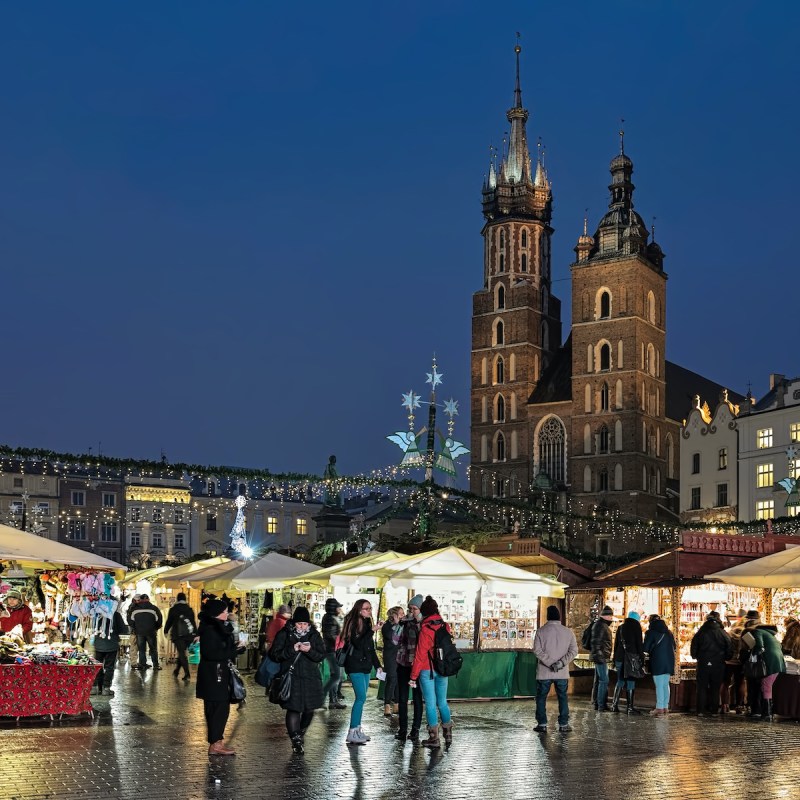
228, 661, 247, 703
621, 637, 645, 679
268, 652, 302, 705
254, 655, 280, 688
335, 644, 352, 667
744, 650, 768, 679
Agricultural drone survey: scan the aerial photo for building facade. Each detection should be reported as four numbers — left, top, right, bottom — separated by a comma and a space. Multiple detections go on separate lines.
0, 460, 60, 540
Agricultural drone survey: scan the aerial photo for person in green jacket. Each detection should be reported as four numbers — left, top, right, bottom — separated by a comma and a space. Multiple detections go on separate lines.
742, 621, 786, 721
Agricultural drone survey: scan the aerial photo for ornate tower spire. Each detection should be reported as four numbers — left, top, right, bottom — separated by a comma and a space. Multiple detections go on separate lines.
504, 41, 530, 184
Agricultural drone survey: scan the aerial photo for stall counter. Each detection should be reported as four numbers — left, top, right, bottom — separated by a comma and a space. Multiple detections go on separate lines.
0, 663, 100, 718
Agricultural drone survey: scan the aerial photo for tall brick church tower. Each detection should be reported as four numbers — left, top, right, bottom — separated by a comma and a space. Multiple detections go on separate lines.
470, 45, 562, 498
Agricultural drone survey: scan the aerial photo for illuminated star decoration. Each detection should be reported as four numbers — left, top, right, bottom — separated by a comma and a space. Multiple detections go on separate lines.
426, 365, 443, 391
401, 391, 422, 413
230, 494, 253, 557
443, 398, 459, 436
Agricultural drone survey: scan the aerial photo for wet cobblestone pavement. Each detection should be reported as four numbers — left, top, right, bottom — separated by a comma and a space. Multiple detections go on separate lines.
2, 660, 799, 800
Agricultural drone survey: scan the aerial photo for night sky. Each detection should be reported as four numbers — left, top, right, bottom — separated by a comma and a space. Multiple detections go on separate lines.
1, 2, 796, 477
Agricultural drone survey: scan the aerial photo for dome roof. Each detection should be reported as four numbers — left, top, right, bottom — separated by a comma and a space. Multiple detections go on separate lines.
610, 152, 633, 171
597, 207, 645, 231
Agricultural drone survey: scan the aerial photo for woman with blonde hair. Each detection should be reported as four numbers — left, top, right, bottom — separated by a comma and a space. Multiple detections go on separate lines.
340, 598, 381, 745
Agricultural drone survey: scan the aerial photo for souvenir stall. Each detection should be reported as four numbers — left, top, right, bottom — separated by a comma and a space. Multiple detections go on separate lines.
317, 546, 567, 699
0, 523, 125, 718
707, 544, 800, 719
566, 531, 795, 710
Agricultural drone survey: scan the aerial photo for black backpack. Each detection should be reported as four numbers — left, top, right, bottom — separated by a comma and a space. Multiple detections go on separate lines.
174, 614, 195, 641
581, 621, 595, 651
430, 621, 463, 677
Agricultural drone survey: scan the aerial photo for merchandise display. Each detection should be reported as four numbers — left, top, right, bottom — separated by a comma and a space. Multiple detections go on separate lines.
479, 591, 540, 650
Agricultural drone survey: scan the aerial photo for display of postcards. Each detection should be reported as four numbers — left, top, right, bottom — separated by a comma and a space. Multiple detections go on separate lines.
486, 599, 494, 609
501, 630, 508, 639
499, 619, 507, 630
489, 618, 499, 629
508, 619, 516, 630
516, 618, 526, 629
527, 618, 536, 628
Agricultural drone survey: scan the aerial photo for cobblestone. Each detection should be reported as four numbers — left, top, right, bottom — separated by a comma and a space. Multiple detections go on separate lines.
1, 660, 799, 800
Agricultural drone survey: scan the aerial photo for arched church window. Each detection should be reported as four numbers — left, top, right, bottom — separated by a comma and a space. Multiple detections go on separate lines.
600, 343, 611, 371
538, 417, 566, 483
600, 291, 611, 319
496, 433, 506, 461
495, 357, 504, 384
497, 284, 505, 309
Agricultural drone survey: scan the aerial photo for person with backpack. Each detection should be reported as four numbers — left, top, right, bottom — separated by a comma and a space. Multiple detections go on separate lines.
164, 592, 197, 681
340, 598, 381, 745
532, 605, 578, 733
590, 606, 614, 712
409, 596, 457, 749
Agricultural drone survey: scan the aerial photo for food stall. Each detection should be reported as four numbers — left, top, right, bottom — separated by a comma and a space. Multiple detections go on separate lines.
567, 531, 797, 710
312, 546, 566, 699
0, 522, 125, 718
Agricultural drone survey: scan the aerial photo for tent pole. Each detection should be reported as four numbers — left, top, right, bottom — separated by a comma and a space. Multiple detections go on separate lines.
473, 586, 483, 651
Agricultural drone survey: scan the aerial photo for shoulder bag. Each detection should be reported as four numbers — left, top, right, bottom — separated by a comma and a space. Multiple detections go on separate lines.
228, 660, 247, 703
621, 636, 646, 679
268, 652, 302, 704
744, 649, 768, 679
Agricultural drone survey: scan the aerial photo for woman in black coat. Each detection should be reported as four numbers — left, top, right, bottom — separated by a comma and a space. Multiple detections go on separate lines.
642, 614, 675, 715
611, 611, 644, 714
270, 607, 326, 754
195, 598, 241, 756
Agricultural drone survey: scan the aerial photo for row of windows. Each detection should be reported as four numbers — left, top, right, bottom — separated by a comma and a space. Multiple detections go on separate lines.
130, 507, 186, 524
585, 381, 624, 413
754, 500, 800, 520
691, 449, 729, 474
204, 512, 308, 536
689, 484, 729, 510
491, 318, 550, 350
756, 424, 800, 449
498, 228, 530, 249
129, 531, 186, 549
68, 491, 117, 508
590, 288, 659, 326
581, 464, 662, 495
66, 520, 121, 542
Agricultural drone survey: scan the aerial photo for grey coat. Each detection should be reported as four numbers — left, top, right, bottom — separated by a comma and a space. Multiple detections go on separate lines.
533, 621, 578, 680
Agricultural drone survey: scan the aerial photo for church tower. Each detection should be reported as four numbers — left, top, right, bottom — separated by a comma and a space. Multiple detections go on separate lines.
569, 133, 669, 535
470, 45, 562, 498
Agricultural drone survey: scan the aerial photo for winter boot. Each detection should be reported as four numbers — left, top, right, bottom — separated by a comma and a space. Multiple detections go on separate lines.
441, 721, 453, 746
610, 683, 623, 713
346, 727, 367, 746
392, 703, 399, 715
421, 724, 441, 749
762, 698, 773, 722
407, 727, 420, 742
395, 728, 408, 741
627, 688, 642, 715
290, 733, 304, 754
384, 703, 393, 717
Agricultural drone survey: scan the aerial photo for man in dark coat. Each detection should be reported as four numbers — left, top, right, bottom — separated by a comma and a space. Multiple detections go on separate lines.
91, 610, 127, 697
196, 598, 241, 756
691, 611, 733, 715
127, 593, 163, 670
611, 611, 644, 714
590, 606, 614, 712
163, 592, 197, 681
270, 607, 326, 754
320, 597, 345, 709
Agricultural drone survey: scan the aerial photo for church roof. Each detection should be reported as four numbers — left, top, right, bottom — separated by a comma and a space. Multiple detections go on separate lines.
664, 361, 745, 422
527, 334, 573, 404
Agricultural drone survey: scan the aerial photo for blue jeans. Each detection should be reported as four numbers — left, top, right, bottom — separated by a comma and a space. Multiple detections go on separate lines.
418, 669, 451, 726
536, 678, 569, 727
615, 661, 635, 692
594, 662, 609, 706
348, 672, 370, 728
653, 673, 670, 710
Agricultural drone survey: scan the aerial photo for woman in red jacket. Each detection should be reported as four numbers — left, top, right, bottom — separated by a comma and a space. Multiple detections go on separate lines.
0, 590, 33, 642
409, 596, 453, 749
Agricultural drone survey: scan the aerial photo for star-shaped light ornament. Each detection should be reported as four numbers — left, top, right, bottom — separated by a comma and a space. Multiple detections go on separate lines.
443, 398, 459, 436
426, 366, 443, 391
787, 446, 799, 461
401, 391, 422, 412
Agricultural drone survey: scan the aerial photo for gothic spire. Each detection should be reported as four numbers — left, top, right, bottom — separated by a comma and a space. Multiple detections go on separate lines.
504, 42, 530, 184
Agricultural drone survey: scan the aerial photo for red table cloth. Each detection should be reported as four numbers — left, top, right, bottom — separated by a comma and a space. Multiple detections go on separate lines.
0, 663, 101, 717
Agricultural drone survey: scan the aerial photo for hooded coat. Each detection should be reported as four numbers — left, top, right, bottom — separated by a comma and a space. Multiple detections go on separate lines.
642, 618, 675, 676
195, 613, 239, 703
270, 622, 326, 713
744, 624, 787, 676
613, 617, 644, 678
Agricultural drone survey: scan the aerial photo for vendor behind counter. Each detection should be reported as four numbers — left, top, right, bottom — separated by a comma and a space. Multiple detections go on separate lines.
0, 589, 33, 642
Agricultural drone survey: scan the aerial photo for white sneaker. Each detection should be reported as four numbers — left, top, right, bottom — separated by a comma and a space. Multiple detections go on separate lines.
357, 726, 371, 741
345, 727, 366, 745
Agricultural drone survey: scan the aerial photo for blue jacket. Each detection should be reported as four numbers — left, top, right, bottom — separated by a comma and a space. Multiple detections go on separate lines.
642, 618, 675, 676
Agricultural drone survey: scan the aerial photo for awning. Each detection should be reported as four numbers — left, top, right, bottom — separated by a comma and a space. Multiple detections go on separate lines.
705, 545, 800, 589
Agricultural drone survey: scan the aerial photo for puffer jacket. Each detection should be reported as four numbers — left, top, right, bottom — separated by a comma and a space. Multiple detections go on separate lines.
590, 618, 613, 664
127, 601, 163, 636
321, 612, 342, 654
270, 623, 326, 712
613, 617, 644, 677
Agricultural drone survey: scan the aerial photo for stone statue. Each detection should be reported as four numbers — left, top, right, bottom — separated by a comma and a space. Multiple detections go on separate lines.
322, 455, 343, 508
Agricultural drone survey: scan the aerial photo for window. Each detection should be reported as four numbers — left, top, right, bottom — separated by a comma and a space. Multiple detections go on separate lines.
71, 491, 85, 507
496, 357, 504, 384
68, 520, 87, 540
791, 423, 800, 443
500, 229, 505, 248
495, 320, 504, 345
521, 230, 527, 247
538, 417, 566, 483
10, 501, 23, 515
599, 343, 610, 371
600, 383, 609, 411
497, 285, 505, 310
496, 433, 506, 461
130, 507, 142, 522
599, 291, 610, 319
206, 512, 217, 531
296, 519, 308, 536
37, 502, 50, 515
495, 478, 507, 498
174, 533, 185, 550
597, 539, 610, 557
152, 508, 163, 524
690, 487, 701, 510
130, 531, 141, 547
152, 532, 163, 549
499, 253, 505, 272
598, 425, 610, 454
755, 500, 774, 520
174, 508, 184, 524
267, 516, 278, 534
692, 453, 700, 474
496, 395, 505, 422
13, 477, 23, 488
598, 469, 609, 492
757, 428, 773, 449
208, 481, 216, 495
239, 483, 247, 496
102, 493, 116, 508
521, 253, 528, 272
790, 459, 800, 479
719, 448, 728, 470
716, 483, 728, 508
756, 463, 774, 489
101, 522, 118, 542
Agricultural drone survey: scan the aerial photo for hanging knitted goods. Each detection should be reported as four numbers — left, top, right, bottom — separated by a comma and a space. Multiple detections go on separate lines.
102, 573, 116, 595
67, 573, 80, 594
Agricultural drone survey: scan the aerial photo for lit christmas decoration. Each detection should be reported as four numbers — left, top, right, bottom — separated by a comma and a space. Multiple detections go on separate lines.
229, 495, 249, 555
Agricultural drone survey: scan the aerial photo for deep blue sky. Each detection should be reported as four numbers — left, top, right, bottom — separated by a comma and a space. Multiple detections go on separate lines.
1, 2, 796, 477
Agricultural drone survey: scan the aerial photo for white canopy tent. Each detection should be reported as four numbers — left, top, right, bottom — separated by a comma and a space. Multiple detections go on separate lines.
282, 550, 404, 589
151, 556, 231, 589
705, 545, 800, 589
0, 522, 125, 572
185, 551, 320, 592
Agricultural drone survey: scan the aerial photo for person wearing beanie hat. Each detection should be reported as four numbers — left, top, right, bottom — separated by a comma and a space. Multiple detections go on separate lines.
588, 606, 615, 713
321, 598, 346, 709
610, 609, 645, 715
196, 596, 245, 756
409, 597, 454, 749
396, 596, 424, 742
0, 589, 33, 640
690, 608, 733, 715
627, 611, 641, 621
164, 591, 197, 681
270, 607, 326, 753
533, 604, 578, 732
642, 614, 676, 715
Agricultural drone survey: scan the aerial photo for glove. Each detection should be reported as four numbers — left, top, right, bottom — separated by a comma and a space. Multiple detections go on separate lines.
549, 659, 565, 672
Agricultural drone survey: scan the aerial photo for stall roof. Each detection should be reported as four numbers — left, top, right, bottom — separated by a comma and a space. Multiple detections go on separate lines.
705, 544, 800, 589
0, 522, 125, 572
120, 565, 172, 588
283, 550, 404, 588
186, 552, 320, 591
152, 556, 231, 588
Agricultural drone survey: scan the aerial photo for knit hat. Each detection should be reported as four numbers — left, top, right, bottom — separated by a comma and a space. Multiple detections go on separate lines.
409, 594, 424, 609
419, 596, 439, 618
132, 594, 142, 602
627, 611, 640, 621
745, 609, 760, 620
292, 607, 311, 624
277, 604, 291, 616
4, 589, 23, 602
546, 605, 561, 621
205, 598, 228, 617
600, 606, 614, 618
325, 597, 343, 613
706, 610, 721, 622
